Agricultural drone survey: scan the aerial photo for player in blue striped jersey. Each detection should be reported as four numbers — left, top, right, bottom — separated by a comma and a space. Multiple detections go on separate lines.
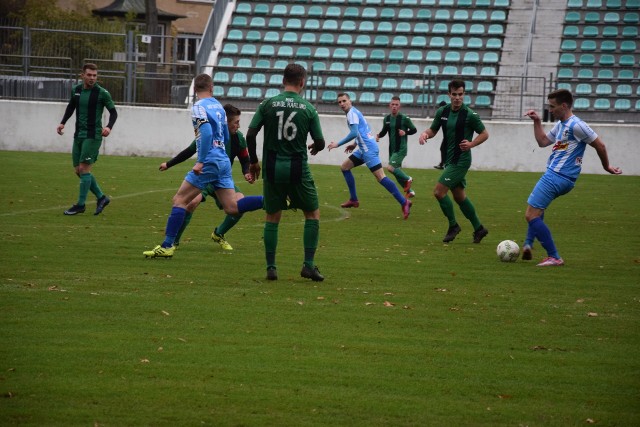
523, 89, 622, 266
328, 93, 412, 220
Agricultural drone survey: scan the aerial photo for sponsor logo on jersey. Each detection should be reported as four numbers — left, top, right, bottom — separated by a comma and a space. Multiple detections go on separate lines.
552, 141, 569, 152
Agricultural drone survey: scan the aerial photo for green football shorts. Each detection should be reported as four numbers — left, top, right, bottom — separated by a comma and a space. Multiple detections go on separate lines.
263, 179, 319, 214
438, 164, 469, 189
72, 137, 102, 166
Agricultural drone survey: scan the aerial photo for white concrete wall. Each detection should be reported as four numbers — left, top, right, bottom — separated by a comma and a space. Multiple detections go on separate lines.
1, 99, 637, 175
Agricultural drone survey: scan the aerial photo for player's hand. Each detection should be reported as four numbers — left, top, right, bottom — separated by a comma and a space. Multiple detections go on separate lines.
192, 162, 204, 175
419, 131, 429, 145
459, 139, 472, 151
244, 172, 255, 184
524, 110, 540, 121
607, 166, 622, 175
56, 124, 65, 135
308, 142, 320, 156
375, 134, 380, 142
327, 141, 338, 151
249, 162, 261, 181
399, 129, 406, 136
101, 127, 111, 137
159, 162, 168, 171
345, 144, 356, 154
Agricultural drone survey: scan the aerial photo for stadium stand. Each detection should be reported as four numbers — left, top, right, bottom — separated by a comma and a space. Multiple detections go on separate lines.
207, 0, 635, 121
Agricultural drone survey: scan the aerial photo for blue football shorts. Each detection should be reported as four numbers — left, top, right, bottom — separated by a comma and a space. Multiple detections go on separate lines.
185, 157, 235, 191
527, 170, 575, 209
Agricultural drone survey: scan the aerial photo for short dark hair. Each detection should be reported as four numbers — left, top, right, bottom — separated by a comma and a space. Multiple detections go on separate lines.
448, 79, 465, 93
391, 96, 400, 102
548, 89, 573, 108
194, 73, 213, 92
337, 92, 350, 99
83, 63, 98, 72
283, 63, 306, 86
224, 104, 241, 118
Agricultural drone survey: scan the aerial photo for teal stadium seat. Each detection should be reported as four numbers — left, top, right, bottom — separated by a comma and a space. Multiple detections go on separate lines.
363, 78, 379, 89
290, 5, 304, 16
451, 24, 466, 34
253, 4, 268, 14
237, 58, 251, 68
433, 23, 448, 34
348, 63, 364, 72
389, 50, 404, 62
414, 23, 429, 33
322, 91, 337, 102
475, 96, 492, 107
575, 83, 592, 95
585, 12, 600, 23
477, 81, 494, 93
308, 6, 322, 17
344, 77, 360, 89
341, 21, 356, 31
411, 36, 427, 48
399, 94, 414, 104
430, 37, 445, 48
325, 77, 341, 88
481, 67, 497, 76
265, 88, 279, 98
269, 75, 281, 86
624, 13, 639, 24
367, 63, 382, 72
272, 4, 287, 16
614, 99, 631, 111
491, 10, 506, 21
599, 55, 615, 66
393, 36, 409, 47
622, 27, 638, 38
561, 40, 577, 51
573, 98, 590, 110
386, 63, 401, 73
604, 12, 620, 23
472, 10, 487, 21
213, 86, 224, 97
259, 45, 275, 57
382, 78, 398, 90
454, 10, 469, 20
240, 44, 256, 56
378, 93, 393, 104
578, 69, 594, 79
483, 52, 499, 64
378, 22, 393, 33
557, 68, 573, 79
417, 94, 432, 105
559, 53, 575, 65
246, 88, 262, 99
445, 52, 461, 63
579, 54, 595, 65
314, 48, 330, 59
565, 12, 580, 23
595, 84, 612, 95
227, 87, 243, 98
337, 34, 353, 45
557, 83, 572, 91
332, 48, 349, 60
305, 19, 320, 30
375, 35, 389, 46
600, 40, 616, 52
356, 35, 371, 46
380, 8, 396, 19
323, 20, 338, 31
426, 51, 442, 62
408, 50, 423, 62
249, 17, 265, 28
352, 49, 367, 60
359, 21, 375, 32
449, 37, 464, 49
586, 0, 603, 7
567, 0, 582, 7
360, 93, 376, 103
213, 72, 229, 84
405, 64, 420, 73
580, 40, 596, 51
620, 41, 636, 52
606, 0, 621, 6
594, 99, 610, 110
319, 34, 334, 45
464, 52, 480, 63
399, 8, 414, 19
461, 66, 477, 76
277, 46, 293, 58
344, 7, 359, 18
327, 6, 342, 18
564, 26, 579, 37
255, 59, 270, 69
235, 3, 251, 14
218, 57, 233, 67
616, 85, 632, 96
296, 47, 312, 59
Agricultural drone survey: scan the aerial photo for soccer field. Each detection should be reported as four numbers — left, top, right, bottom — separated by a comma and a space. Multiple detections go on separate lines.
1, 151, 638, 426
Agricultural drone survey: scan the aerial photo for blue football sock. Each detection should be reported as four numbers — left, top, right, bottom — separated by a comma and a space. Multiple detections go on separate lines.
342, 170, 358, 201
380, 176, 406, 205
237, 195, 263, 213
524, 212, 543, 247
529, 216, 560, 259
162, 206, 187, 248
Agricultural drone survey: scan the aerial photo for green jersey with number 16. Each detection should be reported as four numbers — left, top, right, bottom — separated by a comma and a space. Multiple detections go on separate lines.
249, 91, 324, 183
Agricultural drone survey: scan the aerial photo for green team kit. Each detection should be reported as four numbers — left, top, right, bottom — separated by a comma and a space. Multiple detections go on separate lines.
249, 92, 324, 213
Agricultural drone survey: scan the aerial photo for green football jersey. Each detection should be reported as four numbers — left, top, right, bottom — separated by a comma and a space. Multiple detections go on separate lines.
430, 103, 485, 168
70, 83, 116, 139
249, 91, 324, 183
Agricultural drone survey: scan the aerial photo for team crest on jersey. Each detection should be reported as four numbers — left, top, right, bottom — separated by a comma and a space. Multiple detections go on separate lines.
552, 141, 569, 152
575, 157, 583, 165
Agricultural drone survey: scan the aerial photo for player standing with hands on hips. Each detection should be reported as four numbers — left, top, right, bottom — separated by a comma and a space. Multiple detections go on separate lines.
522, 89, 622, 266
418, 79, 489, 244
57, 63, 117, 216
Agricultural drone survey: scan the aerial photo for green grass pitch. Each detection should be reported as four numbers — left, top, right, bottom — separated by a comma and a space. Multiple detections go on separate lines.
1, 150, 638, 426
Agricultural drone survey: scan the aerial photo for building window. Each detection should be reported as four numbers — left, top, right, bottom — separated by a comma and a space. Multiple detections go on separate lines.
177, 36, 200, 62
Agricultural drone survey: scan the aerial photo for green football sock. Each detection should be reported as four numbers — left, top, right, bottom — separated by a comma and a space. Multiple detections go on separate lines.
392, 168, 411, 186
174, 211, 193, 245
264, 222, 279, 269
437, 195, 457, 227
89, 174, 104, 199
78, 173, 92, 206
303, 219, 319, 268
215, 214, 241, 236
458, 198, 482, 231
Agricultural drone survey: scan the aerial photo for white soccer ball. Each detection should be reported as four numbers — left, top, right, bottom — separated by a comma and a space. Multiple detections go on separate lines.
497, 240, 520, 262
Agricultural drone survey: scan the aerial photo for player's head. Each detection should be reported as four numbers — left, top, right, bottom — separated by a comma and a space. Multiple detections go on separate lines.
283, 63, 306, 91
447, 79, 466, 110
548, 89, 573, 108
81, 63, 98, 88
547, 89, 573, 120
224, 104, 241, 135
194, 73, 213, 94
389, 96, 401, 115
337, 92, 352, 113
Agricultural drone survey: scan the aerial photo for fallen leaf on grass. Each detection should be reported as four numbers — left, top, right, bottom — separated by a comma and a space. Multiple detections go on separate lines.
586, 418, 596, 424
403, 305, 412, 310
531, 345, 548, 351
48, 285, 67, 292
161, 310, 170, 316
365, 302, 375, 306
576, 298, 585, 303
384, 292, 394, 296
497, 394, 512, 399
383, 301, 395, 307
316, 296, 325, 301
449, 307, 460, 311
587, 312, 598, 317
140, 358, 150, 363
435, 288, 448, 292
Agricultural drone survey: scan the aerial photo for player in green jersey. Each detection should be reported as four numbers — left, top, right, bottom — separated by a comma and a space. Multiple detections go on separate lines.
57, 63, 117, 216
158, 104, 257, 251
246, 63, 326, 282
418, 79, 490, 244
376, 96, 418, 198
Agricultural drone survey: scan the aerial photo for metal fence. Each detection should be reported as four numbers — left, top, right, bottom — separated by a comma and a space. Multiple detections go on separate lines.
0, 21, 195, 107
